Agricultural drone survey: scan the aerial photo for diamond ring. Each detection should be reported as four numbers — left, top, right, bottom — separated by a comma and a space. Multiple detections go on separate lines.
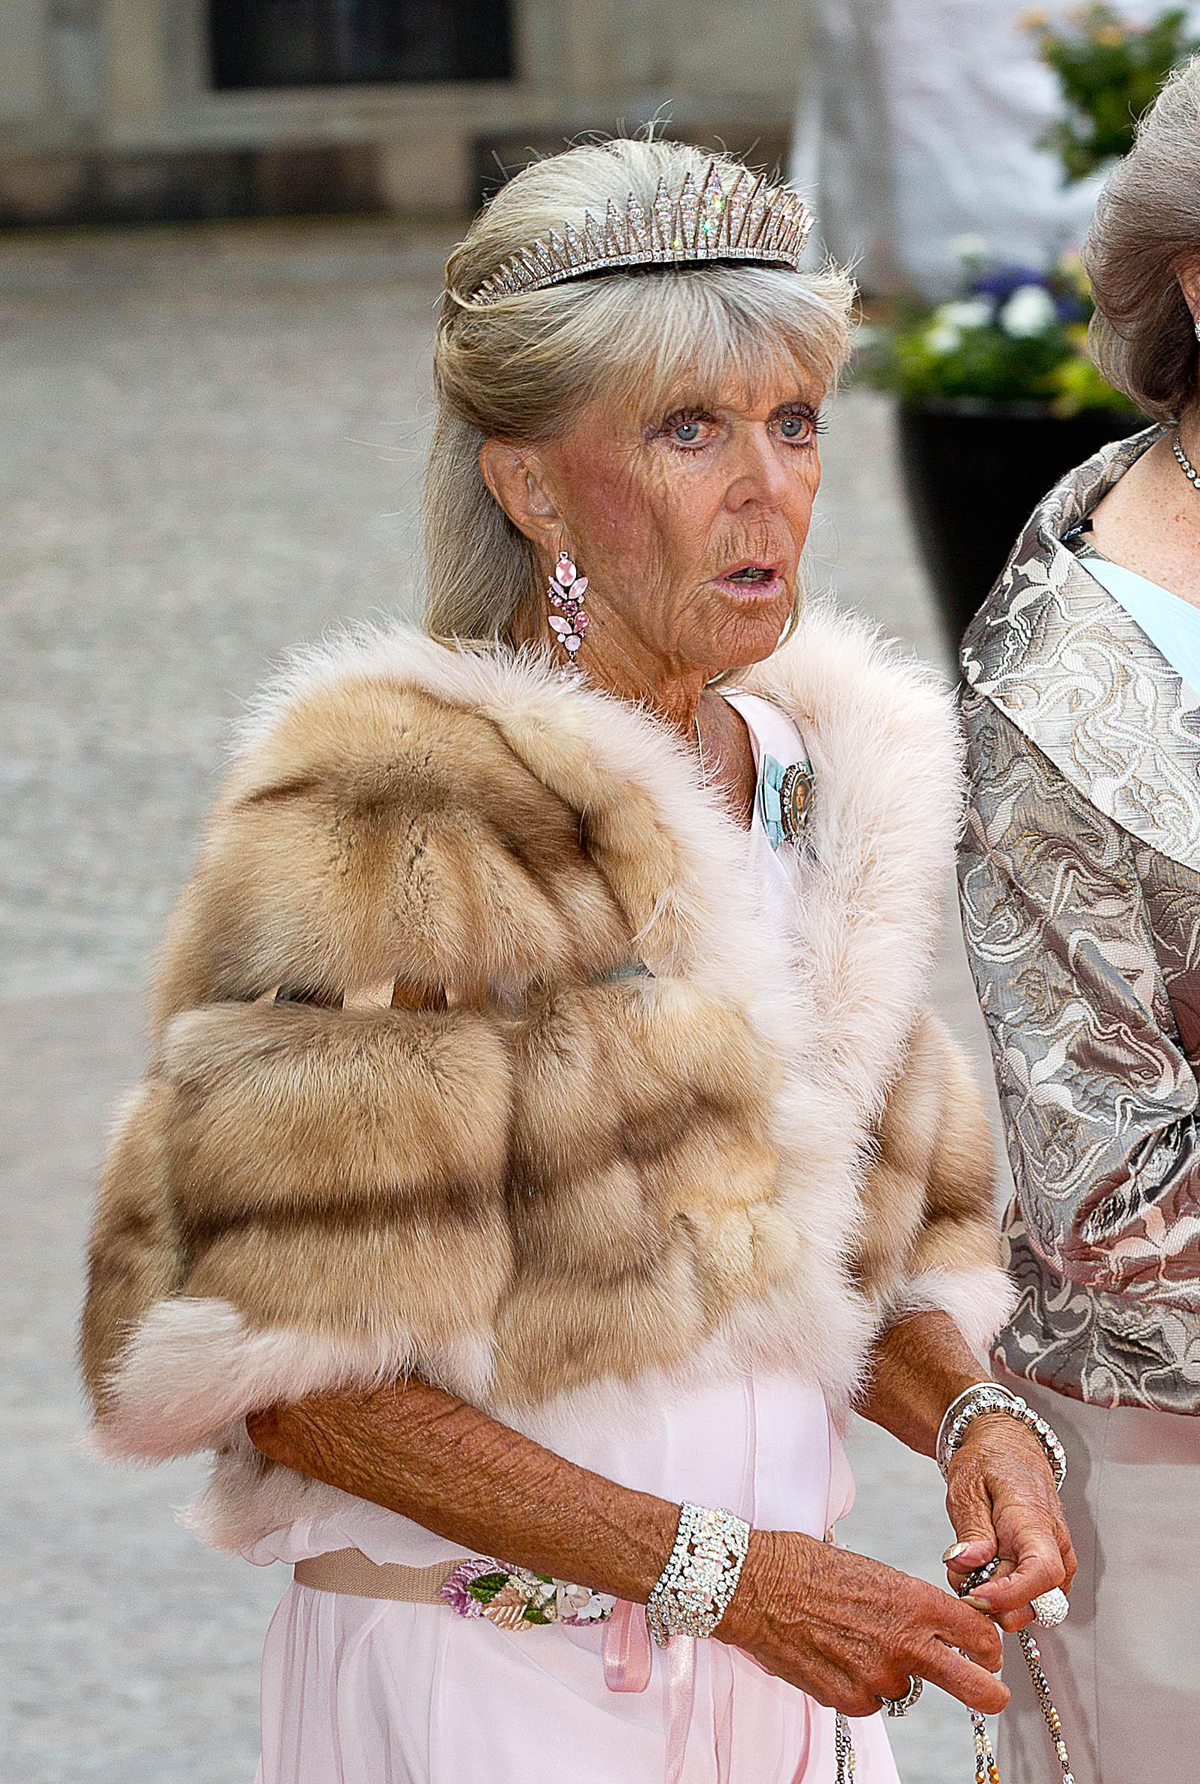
1031, 1588, 1069, 1628
881, 1675, 924, 1717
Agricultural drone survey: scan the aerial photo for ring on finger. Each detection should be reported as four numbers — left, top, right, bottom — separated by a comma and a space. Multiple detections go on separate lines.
1031, 1587, 1069, 1628
880, 1675, 923, 1717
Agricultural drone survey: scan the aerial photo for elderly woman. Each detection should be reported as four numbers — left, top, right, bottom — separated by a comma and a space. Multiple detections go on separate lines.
83, 139, 1071, 1784
960, 60, 1200, 1784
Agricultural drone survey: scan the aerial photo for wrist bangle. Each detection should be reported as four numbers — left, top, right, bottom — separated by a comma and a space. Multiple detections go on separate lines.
646, 1502, 751, 1647
936, 1382, 1067, 1489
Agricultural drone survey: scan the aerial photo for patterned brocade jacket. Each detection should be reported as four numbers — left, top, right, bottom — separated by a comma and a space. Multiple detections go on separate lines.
961, 427, 1200, 1414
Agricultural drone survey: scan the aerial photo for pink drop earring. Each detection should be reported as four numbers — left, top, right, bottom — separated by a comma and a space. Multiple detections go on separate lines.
546, 552, 589, 660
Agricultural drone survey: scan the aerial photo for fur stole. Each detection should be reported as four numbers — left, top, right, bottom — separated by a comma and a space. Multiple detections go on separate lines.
82, 602, 1012, 1551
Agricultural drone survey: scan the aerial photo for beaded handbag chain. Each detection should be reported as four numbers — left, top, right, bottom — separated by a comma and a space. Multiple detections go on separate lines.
834, 1562, 1075, 1784
959, 1560, 1076, 1784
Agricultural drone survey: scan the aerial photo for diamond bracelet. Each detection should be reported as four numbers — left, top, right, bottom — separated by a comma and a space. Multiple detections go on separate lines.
936, 1382, 1067, 1489
646, 1502, 751, 1647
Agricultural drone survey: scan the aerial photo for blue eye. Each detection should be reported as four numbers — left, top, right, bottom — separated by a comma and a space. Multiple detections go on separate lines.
655, 410, 710, 446
779, 413, 810, 439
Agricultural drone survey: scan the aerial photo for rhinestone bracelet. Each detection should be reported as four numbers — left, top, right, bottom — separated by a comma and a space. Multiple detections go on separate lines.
646, 1502, 751, 1647
936, 1383, 1067, 1489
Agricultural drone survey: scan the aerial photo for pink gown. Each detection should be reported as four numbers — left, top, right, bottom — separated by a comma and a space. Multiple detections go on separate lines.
247, 695, 901, 1784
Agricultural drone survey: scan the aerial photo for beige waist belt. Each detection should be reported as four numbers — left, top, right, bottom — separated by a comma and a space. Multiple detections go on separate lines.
293, 1546, 765, 1782
294, 1548, 459, 1604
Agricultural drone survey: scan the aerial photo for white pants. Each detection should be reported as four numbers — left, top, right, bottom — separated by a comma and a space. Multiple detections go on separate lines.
995, 1369, 1200, 1784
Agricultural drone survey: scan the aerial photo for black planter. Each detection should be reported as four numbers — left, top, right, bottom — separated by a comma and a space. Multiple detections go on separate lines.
896, 401, 1145, 647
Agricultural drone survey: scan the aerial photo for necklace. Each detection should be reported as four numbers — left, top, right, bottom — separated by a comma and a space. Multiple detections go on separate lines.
1172, 428, 1200, 490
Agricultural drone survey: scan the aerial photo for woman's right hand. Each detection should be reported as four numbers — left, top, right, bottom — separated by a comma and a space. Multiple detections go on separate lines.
719, 1530, 1008, 1718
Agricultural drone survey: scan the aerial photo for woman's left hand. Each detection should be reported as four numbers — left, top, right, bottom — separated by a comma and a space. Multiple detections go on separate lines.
942, 1412, 1076, 1632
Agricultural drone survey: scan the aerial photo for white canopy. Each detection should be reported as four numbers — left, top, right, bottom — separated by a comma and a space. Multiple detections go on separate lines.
791, 0, 1200, 297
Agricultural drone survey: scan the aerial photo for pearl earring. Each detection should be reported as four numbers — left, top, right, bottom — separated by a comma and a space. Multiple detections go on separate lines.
546, 552, 589, 659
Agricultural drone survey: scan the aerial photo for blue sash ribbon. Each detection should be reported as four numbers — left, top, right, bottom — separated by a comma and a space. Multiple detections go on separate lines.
759, 752, 815, 850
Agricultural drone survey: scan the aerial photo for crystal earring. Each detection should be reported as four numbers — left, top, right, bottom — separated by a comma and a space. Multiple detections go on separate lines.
546, 551, 589, 659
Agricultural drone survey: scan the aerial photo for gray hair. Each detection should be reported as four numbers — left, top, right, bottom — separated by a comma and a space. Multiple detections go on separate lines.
1084, 56, 1200, 422
423, 137, 854, 644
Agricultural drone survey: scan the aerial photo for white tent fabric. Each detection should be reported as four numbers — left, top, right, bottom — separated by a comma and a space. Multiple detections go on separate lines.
791, 0, 1200, 298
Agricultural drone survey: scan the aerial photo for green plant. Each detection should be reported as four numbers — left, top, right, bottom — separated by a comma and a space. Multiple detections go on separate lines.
1020, 3, 1199, 183
858, 249, 1139, 415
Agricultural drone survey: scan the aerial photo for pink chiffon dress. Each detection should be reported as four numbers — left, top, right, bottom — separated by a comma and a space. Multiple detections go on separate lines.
247, 694, 901, 1784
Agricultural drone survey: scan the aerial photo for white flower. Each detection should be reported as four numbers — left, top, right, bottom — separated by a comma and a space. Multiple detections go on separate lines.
925, 323, 963, 355
937, 298, 994, 331
555, 1582, 615, 1622
999, 284, 1058, 338
953, 233, 988, 263
575, 1591, 615, 1622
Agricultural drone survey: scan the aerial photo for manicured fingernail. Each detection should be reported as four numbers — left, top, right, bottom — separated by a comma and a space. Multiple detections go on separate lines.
943, 1542, 970, 1563
963, 1595, 991, 1612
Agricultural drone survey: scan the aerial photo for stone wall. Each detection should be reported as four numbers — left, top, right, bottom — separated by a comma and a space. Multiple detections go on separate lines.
0, 0, 810, 223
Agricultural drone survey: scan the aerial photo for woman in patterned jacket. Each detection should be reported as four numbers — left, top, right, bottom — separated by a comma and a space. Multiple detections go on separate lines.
959, 58, 1200, 1784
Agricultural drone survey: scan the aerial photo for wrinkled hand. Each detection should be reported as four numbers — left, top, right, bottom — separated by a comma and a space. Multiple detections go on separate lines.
943, 1413, 1076, 1632
719, 1529, 1008, 1718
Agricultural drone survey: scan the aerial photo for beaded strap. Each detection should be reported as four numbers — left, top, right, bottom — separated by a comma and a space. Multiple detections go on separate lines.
1018, 1628, 1075, 1784
646, 1502, 750, 1647
936, 1383, 1067, 1489
835, 1711, 857, 1783
961, 1562, 1076, 1784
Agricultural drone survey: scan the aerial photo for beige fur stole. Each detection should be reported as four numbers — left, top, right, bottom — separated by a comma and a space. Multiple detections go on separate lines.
82, 604, 1012, 1550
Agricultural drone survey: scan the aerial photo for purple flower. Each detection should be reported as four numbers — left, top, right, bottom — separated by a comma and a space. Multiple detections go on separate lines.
1052, 289, 1088, 324
439, 1558, 504, 1619
969, 264, 1049, 302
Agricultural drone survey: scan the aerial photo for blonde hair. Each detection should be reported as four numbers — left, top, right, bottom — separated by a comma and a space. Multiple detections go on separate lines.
1085, 56, 1200, 422
423, 137, 855, 643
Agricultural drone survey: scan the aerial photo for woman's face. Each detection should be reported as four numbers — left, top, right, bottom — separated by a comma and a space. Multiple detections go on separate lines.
495, 363, 827, 682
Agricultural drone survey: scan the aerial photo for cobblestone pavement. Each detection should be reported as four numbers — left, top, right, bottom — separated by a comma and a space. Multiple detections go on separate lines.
1, 221, 1003, 1784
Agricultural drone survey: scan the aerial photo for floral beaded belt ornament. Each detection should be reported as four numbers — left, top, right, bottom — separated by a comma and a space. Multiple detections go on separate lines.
439, 1558, 615, 1630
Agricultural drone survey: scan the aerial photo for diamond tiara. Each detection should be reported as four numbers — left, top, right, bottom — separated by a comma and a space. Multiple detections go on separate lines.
469, 162, 814, 306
